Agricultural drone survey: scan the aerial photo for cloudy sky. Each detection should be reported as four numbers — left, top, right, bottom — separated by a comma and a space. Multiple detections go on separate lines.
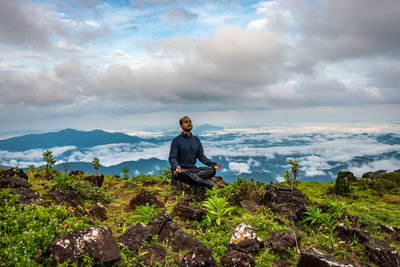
1, 0, 400, 132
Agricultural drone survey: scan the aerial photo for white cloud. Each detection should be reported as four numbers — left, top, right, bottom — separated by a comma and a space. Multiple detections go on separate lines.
348, 159, 400, 177
229, 162, 251, 174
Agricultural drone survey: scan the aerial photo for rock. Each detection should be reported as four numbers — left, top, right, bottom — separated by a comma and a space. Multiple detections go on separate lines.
84, 173, 104, 187
128, 189, 165, 211
377, 223, 396, 234
220, 250, 255, 267
88, 202, 107, 221
69, 170, 84, 176
272, 259, 292, 267
0, 167, 28, 180
262, 184, 308, 221
45, 186, 84, 208
297, 248, 355, 267
172, 201, 206, 221
268, 231, 300, 254
11, 188, 47, 207
228, 224, 263, 255
239, 201, 262, 213
147, 211, 173, 237
139, 245, 166, 266
49, 226, 120, 265
171, 228, 207, 252
118, 222, 152, 252
335, 223, 400, 266
335, 223, 371, 244
0, 176, 32, 189
365, 239, 400, 267
181, 247, 217, 267
146, 211, 216, 263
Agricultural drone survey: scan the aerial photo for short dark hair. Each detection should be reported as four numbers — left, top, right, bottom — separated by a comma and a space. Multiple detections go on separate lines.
179, 116, 190, 125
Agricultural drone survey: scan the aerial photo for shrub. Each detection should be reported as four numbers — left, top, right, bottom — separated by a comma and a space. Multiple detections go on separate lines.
282, 159, 300, 190
332, 171, 354, 196
132, 203, 161, 224
203, 195, 234, 226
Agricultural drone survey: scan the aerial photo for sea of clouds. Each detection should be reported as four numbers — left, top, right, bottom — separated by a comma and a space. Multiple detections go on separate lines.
1, 123, 399, 182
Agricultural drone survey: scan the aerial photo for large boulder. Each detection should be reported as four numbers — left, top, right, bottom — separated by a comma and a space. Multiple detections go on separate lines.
262, 184, 308, 221
128, 189, 165, 211
0, 176, 32, 189
11, 188, 47, 207
49, 226, 120, 265
172, 201, 206, 221
268, 231, 301, 254
0, 168, 28, 180
297, 248, 355, 267
117, 222, 152, 252
84, 173, 104, 187
220, 250, 255, 267
228, 224, 263, 255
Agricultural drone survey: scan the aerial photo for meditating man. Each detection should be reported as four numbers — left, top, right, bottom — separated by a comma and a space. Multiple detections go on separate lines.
168, 116, 221, 188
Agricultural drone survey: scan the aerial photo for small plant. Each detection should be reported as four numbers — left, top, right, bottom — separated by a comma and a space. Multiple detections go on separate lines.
55, 173, 71, 189
42, 150, 56, 174
122, 166, 130, 178
132, 203, 161, 224
203, 195, 234, 226
282, 159, 300, 190
302, 207, 323, 226
92, 157, 100, 174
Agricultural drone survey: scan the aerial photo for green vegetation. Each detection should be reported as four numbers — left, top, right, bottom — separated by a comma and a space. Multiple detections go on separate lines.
91, 157, 100, 174
1, 165, 399, 266
42, 150, 56, 174
283, 159, 300, 190
122, 166, 130, 178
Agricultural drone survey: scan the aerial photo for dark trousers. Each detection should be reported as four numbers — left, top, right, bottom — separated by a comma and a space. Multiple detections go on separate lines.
172, 166, 216, 188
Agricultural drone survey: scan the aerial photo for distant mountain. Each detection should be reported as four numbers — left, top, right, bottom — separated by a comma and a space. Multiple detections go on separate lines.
0, 128, 143, 152
195, 124, 224, 133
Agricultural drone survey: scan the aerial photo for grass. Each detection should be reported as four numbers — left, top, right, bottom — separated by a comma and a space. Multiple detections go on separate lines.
1, 167, 399, 266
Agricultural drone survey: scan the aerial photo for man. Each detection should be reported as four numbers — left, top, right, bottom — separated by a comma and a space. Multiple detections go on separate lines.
169, 116, 221, 188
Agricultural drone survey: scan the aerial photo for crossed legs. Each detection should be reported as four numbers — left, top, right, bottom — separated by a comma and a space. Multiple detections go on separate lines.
172, 166, 216, 188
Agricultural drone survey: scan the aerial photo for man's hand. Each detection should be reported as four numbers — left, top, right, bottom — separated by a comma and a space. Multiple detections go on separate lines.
214, 163, 221, 169
176, 166, 183, 173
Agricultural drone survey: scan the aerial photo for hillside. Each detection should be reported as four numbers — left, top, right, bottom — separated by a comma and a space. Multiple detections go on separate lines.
0, 166, 400, 266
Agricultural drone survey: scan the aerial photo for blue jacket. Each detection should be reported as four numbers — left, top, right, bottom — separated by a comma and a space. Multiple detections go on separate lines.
169, 132, 216, 170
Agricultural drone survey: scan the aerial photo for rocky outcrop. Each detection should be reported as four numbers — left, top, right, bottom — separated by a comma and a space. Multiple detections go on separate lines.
268, 231, 300, 254
181, 247, 217, 267
335, 223, 400, 266
84, 173, 104, 187
228, 224, 263, 255
49, 226, 120, 265
297, 248, 355, 267
172, 201, 206, 221
139, 245, 166, 266
0, 167, 29, 180
127, 189, 165, 211
262, 184, 308, 221
118, 222, 152, 252
11, 188, 47, 207
45, 186, 84, 208
88, 202, 107, 221
0, 176, 32, 189
220, 250, 255, 267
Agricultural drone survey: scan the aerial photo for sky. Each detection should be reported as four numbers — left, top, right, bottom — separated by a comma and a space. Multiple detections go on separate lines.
1, 0, 400, 132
